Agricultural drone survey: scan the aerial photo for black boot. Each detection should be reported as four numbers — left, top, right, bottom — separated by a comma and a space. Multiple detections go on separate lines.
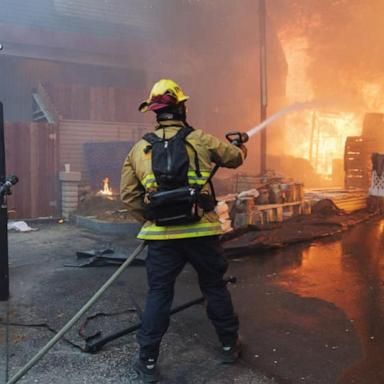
134, 357, 160, 383
220, 337, 242, 364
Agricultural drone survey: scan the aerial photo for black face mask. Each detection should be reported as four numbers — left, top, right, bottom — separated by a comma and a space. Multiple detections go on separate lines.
155, 103, 187, 122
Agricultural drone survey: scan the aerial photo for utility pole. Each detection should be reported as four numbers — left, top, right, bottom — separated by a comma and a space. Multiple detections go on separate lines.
0, 102, 9, 301
309, 111, 316, 164
315, 115, 321, 174
259, 0, 268, 175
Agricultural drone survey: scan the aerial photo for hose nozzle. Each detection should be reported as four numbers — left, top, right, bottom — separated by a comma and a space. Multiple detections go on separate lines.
225, 131, 249, 146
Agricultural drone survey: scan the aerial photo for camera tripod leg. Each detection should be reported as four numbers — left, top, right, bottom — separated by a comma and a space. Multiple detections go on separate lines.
0, 102, 9, 302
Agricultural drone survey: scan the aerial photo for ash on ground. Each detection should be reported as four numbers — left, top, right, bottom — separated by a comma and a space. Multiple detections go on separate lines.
76, 195, 135, 222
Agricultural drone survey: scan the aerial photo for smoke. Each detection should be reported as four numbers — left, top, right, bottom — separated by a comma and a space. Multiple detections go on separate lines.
4, 0, 380, 183
269, 0, 384, 112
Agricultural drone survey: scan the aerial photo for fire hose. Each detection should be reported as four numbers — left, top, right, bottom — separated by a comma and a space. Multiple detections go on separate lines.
5, 128, 244, 383
6, 241, 147, 384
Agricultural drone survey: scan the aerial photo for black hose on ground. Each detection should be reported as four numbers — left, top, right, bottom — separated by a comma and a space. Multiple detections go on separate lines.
7, 241, 147, 384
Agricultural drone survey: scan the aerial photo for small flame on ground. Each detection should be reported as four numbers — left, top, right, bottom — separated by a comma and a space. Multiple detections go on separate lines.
98, 177, 113, 196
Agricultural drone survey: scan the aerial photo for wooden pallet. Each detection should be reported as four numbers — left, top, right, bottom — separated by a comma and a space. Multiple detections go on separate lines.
255, 201, 306, 223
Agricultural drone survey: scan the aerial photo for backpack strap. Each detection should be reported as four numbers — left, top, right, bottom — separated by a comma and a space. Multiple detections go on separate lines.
173, 126, 203, 178
143, 125, 191, 145
207, 178, 217, 205
143, 132, 162, 145
171, 125, 194, 140
143, 125, 203, 179
185, 141, 201, 178
142, 132, 162, 154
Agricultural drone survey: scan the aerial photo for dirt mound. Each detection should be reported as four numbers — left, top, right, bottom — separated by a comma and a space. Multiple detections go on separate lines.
312, 199, 344, 216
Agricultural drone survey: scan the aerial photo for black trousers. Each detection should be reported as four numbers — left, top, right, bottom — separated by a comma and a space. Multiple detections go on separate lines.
137, 236, 239, 360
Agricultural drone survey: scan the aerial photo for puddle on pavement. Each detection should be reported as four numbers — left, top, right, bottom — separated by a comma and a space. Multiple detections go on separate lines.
231, 218, 384, 384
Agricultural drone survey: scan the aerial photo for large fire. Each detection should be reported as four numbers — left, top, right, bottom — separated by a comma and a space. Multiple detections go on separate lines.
279, 35, 362, 178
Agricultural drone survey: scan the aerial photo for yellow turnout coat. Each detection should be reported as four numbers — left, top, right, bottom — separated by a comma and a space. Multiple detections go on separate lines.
120, 120, 243, 240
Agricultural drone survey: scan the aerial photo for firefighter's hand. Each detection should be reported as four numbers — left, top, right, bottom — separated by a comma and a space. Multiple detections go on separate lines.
239, 144, 247, 159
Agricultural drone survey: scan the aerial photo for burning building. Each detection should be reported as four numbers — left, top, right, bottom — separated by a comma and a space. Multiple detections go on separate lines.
267, 0, 384, 186
1, 0, 383, 219
1, 0, 287, 219
2, 4, 384, 383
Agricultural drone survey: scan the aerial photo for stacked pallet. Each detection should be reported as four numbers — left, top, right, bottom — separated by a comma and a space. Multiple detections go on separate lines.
344, 137, 368, 189
368, 153, 384, 213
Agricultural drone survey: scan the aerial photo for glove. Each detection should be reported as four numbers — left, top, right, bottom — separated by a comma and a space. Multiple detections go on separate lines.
239, 144, 247, 159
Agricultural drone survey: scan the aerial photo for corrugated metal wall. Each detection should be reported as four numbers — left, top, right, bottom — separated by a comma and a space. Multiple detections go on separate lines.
59, 120, 152, 183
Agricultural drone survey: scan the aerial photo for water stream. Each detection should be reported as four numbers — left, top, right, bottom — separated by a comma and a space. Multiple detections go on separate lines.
246, 101, 318, 139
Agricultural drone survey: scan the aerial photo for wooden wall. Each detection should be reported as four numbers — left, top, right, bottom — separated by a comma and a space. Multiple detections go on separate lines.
58, 120, 152, 182
0, 56, 146, 122
5, 122, 59, 219
44, 83, 144, 122
4, 120, 152, 218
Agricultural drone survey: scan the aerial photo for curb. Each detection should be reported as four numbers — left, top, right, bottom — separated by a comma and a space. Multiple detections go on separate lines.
74, 215, 140, 236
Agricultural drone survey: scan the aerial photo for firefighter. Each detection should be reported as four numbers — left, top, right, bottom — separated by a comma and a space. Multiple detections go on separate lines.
120, 79, 246, 383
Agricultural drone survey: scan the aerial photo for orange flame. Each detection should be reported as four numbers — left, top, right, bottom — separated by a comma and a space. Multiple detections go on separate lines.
99, 177, 112, 196
279, 36, 362, 177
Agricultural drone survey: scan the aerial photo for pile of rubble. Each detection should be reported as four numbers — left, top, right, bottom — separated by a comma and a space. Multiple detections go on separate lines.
214, 169, 383, 254
76, 195, 136, 222
216, 169, 375, 235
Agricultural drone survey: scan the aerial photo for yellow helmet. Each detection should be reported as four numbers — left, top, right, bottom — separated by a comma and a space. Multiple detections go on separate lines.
139, 79, 189, 113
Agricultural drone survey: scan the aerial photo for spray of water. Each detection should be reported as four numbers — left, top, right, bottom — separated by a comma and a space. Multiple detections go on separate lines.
246, 101, 318, 138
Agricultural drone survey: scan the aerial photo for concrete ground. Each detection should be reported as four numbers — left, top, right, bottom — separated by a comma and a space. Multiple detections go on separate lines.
1, 223, 274, 384
3, 218, 384, 383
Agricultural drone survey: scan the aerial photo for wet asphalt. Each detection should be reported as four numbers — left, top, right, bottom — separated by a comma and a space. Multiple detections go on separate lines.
1, 224, 272, 384
229, 217, 384, 384
1, 218, 383, 383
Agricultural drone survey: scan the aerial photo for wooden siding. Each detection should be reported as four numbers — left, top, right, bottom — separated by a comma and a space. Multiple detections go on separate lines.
54, 0, 157, 29
1, 0, 155, 37
44, 83, 144, 122
58, 120, 151, 182
0, 56, 145, 122
5, 122, 59, 218
3, 120, 151, 217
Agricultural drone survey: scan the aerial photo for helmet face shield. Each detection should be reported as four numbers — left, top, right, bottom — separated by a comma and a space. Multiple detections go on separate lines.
147, 94, 178, 111
139, 79, 189, 113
